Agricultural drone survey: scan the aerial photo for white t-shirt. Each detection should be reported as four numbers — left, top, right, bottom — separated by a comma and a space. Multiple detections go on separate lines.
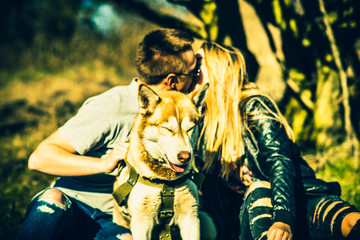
54, 79, 139, 214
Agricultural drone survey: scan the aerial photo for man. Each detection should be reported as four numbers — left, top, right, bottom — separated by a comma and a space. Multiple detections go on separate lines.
17, 28, 201, 240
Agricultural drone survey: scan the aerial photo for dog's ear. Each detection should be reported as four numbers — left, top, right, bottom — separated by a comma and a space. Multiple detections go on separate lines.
188, 83, 209, 113
138, 84, 161, 116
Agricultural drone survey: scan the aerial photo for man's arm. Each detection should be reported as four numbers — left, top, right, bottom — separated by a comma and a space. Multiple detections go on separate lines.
28, 130, 128, 176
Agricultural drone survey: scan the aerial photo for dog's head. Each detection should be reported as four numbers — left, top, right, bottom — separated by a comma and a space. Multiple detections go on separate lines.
131, 83, 207, 180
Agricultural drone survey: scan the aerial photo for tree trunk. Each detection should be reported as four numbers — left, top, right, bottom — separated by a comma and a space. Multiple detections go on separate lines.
318, 0, 359, 167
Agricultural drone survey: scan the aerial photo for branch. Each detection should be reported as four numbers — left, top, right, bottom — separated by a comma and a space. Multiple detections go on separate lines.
286, 78, 314, 113
112, 0, 207, 39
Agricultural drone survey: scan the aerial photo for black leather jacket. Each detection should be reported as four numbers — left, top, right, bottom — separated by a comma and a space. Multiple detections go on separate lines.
192, 95, 341, 229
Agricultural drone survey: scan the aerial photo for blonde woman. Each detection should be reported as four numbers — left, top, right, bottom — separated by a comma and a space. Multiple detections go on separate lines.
192, 42, 360, 240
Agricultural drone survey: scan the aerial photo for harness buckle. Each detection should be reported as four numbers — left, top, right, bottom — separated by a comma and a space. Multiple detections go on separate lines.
159, 210, 174, 219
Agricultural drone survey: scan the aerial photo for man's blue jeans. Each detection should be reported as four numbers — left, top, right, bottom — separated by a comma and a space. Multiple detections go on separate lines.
17, 189, 131, 240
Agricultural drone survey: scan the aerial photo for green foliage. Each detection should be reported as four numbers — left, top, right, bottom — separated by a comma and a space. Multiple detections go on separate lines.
313, 145, 360, 209
199, 1, 218, 40
284, 96, 313, 146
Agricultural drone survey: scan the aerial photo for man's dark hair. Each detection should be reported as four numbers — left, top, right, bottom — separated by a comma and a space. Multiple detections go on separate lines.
136, 28, 194, 85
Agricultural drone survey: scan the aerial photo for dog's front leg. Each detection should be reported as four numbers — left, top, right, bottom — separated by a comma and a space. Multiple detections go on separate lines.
128, 184, 161, 240
130, 216, 154, 240
177, 211, 200, 240
175, 181, 200, 240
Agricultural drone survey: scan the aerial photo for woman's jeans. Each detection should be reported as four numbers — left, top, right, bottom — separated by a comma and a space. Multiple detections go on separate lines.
16, 189, 131, 240
239, 186, 360, 240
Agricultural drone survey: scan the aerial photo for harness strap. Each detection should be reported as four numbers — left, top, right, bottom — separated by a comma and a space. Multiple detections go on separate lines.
159, 184, 175, 224
112, 166, 139, 206
113, 166, 204, 205
112, 165, 205, 240
157, 224, 181, 240
158, 184, 176, 240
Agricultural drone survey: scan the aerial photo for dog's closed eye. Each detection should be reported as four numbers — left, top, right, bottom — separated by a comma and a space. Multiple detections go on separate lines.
161, 126, 174, 134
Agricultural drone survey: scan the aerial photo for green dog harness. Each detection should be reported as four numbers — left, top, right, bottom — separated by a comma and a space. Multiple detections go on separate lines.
113, 165, 204, 240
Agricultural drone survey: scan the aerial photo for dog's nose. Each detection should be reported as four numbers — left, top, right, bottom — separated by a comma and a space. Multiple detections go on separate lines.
177, 151, 191, 163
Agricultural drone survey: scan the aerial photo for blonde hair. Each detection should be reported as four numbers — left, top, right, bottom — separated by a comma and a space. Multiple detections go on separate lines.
200, 42, 294, 180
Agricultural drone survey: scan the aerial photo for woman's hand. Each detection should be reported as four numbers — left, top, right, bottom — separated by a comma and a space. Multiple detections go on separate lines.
104, 142, 129, 173
267, 222, 292, 240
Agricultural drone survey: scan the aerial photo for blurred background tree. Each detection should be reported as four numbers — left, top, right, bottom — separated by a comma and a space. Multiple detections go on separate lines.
112, 0, 360, 164
0, 0, 359, 238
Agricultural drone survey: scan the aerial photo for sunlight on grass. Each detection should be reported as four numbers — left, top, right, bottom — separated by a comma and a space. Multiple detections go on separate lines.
0, 17, 158, 238
0, 60, 134, 238
305, 144, 360, 209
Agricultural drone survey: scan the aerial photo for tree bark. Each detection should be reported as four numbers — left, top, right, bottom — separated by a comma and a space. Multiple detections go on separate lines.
318, 0, 359, 168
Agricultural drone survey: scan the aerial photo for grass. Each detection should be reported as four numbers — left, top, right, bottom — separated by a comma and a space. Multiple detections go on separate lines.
0, 16, 158, 238
307, 146, 360, 206
0, 61, 134, 239
0, 21, 359, 239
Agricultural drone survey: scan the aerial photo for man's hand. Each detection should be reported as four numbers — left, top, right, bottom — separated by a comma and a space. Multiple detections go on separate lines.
103, 142, 129, 173
267, 222, 292, 240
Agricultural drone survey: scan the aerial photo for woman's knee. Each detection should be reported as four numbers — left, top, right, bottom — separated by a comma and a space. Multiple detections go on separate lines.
39, 188, 67, 207
316, 197, 360, 239
342, 212, 360, 238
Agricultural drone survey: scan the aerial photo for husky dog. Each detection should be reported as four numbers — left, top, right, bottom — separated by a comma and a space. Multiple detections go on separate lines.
113, 83, 207, 240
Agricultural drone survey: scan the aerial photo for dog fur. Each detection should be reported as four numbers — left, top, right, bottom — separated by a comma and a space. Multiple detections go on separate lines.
113, 84, 207, 240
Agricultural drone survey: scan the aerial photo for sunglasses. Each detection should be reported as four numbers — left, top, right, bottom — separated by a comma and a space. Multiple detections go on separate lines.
175, 59, 201, 81
148, 58, 201, 82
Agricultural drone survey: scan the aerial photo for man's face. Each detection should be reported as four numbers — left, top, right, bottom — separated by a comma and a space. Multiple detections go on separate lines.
175, 49, 201, 93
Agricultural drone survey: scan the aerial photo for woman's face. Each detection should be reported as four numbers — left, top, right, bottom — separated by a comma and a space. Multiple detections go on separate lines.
192, 48, 209, 92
